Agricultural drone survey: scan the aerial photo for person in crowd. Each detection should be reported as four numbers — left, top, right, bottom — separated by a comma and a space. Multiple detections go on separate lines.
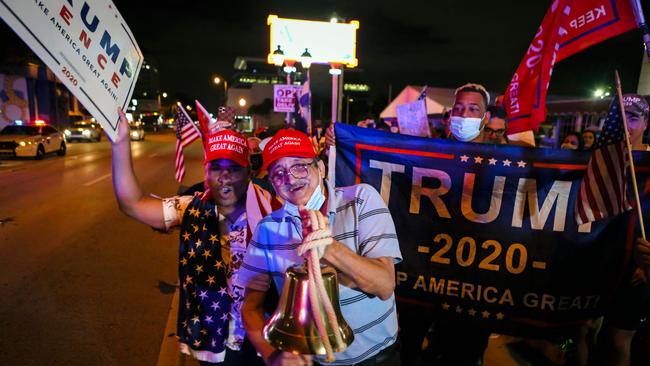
625, 94, 650, 151
581, 130, 597, 150
448, 83, 493, 144
561, 132, 582, 150
417, 83, 504, 366
594, 94, 650, 366
237, 129, 403, 366
484, 105, 508, 144
110, 108, 272, 365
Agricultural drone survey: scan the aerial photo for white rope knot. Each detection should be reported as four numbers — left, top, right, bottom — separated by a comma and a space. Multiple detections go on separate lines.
297, 228, 333, 257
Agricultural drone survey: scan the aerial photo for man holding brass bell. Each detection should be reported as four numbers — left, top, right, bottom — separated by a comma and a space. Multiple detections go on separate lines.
237, 129, 403, 366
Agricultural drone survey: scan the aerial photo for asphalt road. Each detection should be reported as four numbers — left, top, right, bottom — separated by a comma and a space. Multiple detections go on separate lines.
0, 131, 205, 366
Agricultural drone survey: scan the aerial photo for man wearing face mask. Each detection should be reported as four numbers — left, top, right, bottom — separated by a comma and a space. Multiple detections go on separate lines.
449, 83, 492, 143
111, 109, 275, 365
237, 129, 403, 366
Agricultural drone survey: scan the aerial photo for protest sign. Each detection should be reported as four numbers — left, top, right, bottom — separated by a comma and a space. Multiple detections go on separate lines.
273, 84, 301, 113
396, 99, 430, 137
0, 0, 143, 141
335, 123, 650, 335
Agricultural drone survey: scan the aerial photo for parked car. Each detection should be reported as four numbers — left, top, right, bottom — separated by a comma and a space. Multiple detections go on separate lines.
0, 124, 66, 159
64, 120, 102, 142
129, 124, 145, 141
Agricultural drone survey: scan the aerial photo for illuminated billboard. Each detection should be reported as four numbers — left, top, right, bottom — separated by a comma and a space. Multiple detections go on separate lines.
267, 15, 359, 67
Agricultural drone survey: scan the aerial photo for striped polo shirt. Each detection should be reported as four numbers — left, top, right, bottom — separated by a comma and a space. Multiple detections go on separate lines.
236, 180, 402, 365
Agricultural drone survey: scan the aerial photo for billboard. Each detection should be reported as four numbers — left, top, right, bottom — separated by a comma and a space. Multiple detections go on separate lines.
267, 15, 359, 67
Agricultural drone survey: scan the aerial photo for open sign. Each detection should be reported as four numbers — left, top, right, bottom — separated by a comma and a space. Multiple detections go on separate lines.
273, 85, 302, 113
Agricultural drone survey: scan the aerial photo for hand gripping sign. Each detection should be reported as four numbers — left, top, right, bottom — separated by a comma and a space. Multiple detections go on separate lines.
0, 0, 143, 141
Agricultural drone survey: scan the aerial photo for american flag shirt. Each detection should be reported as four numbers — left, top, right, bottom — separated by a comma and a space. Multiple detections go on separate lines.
162, 192, 249, 362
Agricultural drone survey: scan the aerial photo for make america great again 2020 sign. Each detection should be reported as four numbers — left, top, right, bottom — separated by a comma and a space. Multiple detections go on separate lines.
334, 123, 650, 335
0, 0, 142, 141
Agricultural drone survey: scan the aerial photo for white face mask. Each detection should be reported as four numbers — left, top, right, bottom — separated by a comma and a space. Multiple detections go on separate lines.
450, 115, 483, 142
305, 182, 326, 210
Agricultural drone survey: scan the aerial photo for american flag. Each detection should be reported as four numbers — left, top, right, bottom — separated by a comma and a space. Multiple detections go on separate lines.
299, 70, 311, 134
175, 108, 201, 182
575, 95, 631, 225
418, 85, 428, 115
417, 85, 428, 101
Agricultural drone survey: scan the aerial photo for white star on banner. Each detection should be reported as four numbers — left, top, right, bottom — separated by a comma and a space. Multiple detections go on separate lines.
502, 159, 512, 167
517, 160, 527, 168
460, 155, 469, 162
488, 158, 497, 165
473, 156, 484, 164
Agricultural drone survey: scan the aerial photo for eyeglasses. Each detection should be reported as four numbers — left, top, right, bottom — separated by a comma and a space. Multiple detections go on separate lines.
484, 127, 506, 136
270, 160, 317, 184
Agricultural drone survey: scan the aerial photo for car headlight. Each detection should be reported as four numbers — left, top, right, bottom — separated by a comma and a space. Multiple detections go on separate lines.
82, 129, 91, 137
19, 141, 26, 147
64, 130, 71, 135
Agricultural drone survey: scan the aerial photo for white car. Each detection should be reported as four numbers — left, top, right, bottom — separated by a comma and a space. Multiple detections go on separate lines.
0, 124, 66, 159
129, 125, 145, 141
64, 120, 102, 142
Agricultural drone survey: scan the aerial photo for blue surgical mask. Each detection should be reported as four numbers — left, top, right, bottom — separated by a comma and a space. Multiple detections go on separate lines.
450, 115, 483, 142
305, 183, 326, 210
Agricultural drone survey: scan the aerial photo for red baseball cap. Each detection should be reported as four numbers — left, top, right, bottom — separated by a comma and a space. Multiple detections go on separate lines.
205, 130, 249, 167
262, 129, 316, 170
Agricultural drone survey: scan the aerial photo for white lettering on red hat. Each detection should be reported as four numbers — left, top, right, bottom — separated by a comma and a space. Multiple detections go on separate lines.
209, 142, 244, 153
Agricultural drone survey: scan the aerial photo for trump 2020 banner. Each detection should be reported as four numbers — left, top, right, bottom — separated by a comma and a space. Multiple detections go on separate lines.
335, 123, 650, 335
0, 0, 143, 141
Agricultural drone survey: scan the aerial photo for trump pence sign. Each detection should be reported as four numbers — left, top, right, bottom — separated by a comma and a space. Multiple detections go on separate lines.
0, 0, 143, 141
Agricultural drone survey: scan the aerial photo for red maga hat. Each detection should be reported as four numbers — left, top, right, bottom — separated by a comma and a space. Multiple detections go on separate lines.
262, 129, 316, 170
205, 129, 249, 167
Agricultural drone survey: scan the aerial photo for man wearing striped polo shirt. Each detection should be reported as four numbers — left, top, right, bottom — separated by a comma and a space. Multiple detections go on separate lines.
237, 129, 402, 366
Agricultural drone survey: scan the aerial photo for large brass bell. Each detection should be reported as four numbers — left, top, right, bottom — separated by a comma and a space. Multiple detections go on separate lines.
263, 264, 354, 355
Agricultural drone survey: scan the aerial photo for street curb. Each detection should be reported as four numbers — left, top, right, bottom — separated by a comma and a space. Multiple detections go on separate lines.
156, 287, 182, 366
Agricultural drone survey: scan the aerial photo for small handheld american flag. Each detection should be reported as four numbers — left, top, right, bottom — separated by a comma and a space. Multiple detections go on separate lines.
575, 94, 632, 225
175, 108, 201, 182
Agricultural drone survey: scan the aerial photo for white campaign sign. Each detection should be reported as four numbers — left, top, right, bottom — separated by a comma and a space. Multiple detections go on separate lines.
396, 99, 430, 137
0, 0, 143, 141
273, 84, 301, 113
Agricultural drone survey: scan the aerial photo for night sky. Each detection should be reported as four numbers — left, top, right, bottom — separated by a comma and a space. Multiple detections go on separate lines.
2, 0, 650, 109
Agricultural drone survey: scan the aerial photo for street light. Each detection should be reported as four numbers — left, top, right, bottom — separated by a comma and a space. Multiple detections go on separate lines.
300, 48, 312, 69
162, 92, 168, 98
272, 45, 285, 67
238, 97, 247, 107
213, 75, 228, 105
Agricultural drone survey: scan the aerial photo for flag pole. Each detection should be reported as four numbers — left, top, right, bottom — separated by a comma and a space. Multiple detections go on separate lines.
629, 0, 650, 62
615, 70, 646, 239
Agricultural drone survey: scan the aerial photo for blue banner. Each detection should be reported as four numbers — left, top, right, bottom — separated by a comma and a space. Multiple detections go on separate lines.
334, 123, 650, 335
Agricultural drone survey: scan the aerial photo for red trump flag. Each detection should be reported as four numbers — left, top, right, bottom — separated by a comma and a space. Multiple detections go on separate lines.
505, 0, 637, 135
